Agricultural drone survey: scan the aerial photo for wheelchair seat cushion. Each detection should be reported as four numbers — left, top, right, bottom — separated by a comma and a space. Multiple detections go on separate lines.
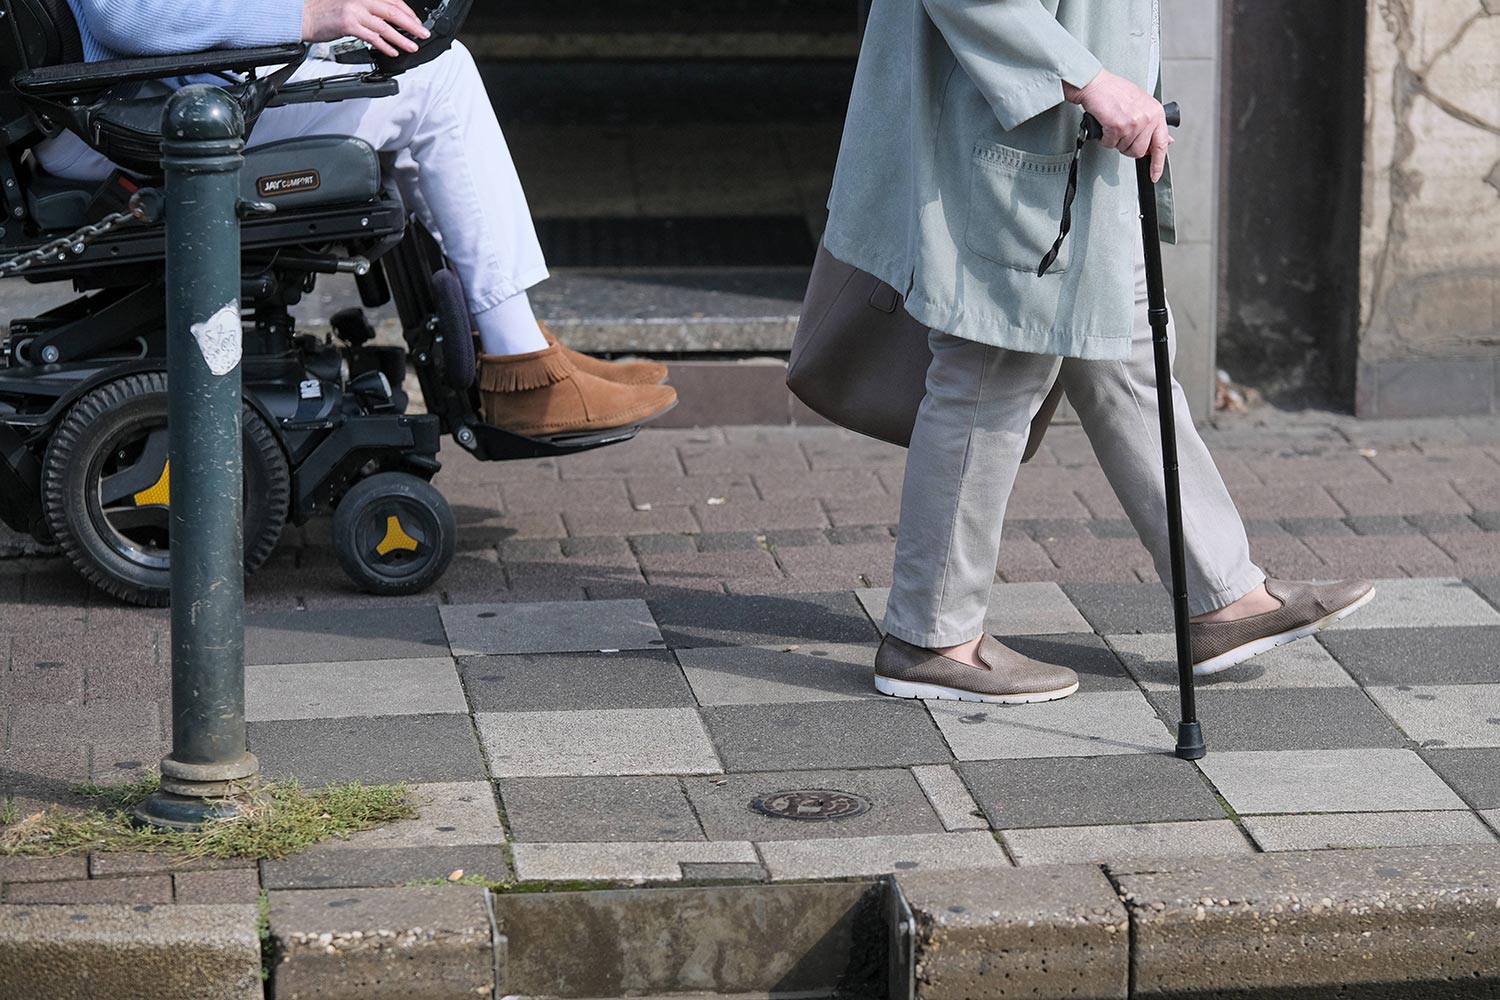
242, 135, 379, 209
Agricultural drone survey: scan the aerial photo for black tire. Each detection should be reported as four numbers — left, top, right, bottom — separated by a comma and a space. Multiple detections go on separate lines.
42, 372, 291, 607
332, 472, 455, 596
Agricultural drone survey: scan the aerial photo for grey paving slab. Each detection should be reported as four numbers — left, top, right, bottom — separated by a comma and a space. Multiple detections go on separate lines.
458, 649, 694, 712
757, 831, 1010, 881
1060, 582, 1174, 635
702, 700, 952, 771
1197, 749, 1468, 814
1142, 687, 1406, 751
1110, 632, 1357, 690
260, 844, 510, 889
961, 755, 1227, 829
1001, 820, 1253, 866
682, 768, 944, 841
303, 782, 506, 851
1422, 748, 1500, 808
647, 592, 879, 649
1471, 576, 1500, 611
245, 607, 449, 665
498, 776, 704, 842
476, 708, 721, 777
676, 862, 768, 882
998, 634, 1142, 692
441, 599, 664, 656
1318, 626, 1500, 685
929, 690, 1174, 760
1325, 578, 1500, 629
855, 582, 1092, 636
1242, 811, 1497, 851
676, 642, 878, 705
248, 714, 488, 786
245, 658, 467, 722
511, 840, 757, 884
1366, 684, 1500, 747
912, 764, 990, 831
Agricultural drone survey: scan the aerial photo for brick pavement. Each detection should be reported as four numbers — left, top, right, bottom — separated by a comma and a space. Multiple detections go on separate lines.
2, 409, 1500, 900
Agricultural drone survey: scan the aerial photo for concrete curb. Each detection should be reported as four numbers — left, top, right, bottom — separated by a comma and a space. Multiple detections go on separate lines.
895, 865, 1129, 1000
896, 845, 1500, 1000
6, 847, 1500, 998
1116, 845, 1500, 999
0, 902, 262, 1000
267, 886, 500, 1000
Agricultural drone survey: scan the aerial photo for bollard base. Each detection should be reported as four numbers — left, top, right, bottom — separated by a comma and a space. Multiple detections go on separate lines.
132, 790, 249, 832
1175, 721, 1207, 760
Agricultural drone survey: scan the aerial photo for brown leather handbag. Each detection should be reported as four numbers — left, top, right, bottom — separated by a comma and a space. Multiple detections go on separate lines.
787, 243, 1062, 459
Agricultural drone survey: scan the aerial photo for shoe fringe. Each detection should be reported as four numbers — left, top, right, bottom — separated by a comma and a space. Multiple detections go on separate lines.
479, 345, 576, 393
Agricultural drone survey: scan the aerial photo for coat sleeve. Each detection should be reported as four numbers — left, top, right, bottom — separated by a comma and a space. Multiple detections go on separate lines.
922, 0, 1103, 131
70, 0, 305, 56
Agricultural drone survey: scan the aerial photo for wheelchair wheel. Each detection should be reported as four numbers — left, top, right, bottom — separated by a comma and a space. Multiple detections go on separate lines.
332, 472, 455, 596
42, 373, 291, 607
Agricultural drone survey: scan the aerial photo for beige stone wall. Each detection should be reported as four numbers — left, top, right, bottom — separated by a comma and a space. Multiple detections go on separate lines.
1359, 0, 1500, 416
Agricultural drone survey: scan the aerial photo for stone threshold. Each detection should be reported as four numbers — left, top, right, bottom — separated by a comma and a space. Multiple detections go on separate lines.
7, 845, 1500, 999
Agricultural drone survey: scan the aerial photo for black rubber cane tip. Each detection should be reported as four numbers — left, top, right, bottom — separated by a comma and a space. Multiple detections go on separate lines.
1175, 721, 1207, 761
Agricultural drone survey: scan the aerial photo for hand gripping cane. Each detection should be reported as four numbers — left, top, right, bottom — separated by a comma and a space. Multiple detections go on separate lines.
1054, 103, 1206, 760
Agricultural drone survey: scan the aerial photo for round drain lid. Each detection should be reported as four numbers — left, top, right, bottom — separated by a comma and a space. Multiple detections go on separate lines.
750, 789, 872, 822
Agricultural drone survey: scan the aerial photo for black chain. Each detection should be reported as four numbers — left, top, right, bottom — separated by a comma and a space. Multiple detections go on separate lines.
0, 190, 163, 277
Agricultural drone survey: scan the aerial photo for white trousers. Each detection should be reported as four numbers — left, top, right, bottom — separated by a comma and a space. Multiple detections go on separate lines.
35, 43, 549, 321
883, 244, 1265, 648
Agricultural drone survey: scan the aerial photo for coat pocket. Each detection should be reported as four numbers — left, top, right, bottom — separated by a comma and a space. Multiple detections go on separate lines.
964, 141, 1076, 274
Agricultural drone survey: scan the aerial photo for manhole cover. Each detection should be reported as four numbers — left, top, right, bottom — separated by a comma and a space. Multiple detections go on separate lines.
750, 789, 871, 822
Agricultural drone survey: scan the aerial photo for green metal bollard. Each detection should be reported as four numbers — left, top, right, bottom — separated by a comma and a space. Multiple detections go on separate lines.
133, 85, 259, 831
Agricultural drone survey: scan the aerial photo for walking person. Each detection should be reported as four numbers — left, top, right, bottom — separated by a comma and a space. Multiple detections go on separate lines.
823, 1, 1373, 704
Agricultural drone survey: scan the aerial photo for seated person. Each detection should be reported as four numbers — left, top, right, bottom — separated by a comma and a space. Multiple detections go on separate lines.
38, 0, 677, 438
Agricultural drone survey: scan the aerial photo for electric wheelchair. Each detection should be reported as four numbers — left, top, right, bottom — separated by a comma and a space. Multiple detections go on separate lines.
0, 0, 646, 606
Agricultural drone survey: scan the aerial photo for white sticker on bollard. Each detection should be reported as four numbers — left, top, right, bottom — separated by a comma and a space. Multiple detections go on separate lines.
192, 301, 242, 376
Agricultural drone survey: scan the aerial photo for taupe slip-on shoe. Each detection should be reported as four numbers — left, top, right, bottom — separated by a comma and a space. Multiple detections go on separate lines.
874, 634, 1080, 704
1190, 578, 1375, 677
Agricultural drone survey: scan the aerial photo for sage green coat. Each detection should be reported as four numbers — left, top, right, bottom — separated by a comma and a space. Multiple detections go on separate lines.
823, 0, 1175, 360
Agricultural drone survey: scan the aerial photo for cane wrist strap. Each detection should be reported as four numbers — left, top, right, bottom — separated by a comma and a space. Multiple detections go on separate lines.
1037, 122, 1090, 278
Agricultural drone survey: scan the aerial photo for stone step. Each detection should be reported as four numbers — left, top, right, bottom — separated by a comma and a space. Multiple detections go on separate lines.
295, 267, 808, 355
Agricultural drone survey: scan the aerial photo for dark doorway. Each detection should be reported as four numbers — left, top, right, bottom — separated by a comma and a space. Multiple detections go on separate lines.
1218, 1, 1368, 409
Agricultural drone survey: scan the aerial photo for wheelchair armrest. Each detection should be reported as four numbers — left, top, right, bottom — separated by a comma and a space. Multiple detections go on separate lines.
13, 43, 309, 98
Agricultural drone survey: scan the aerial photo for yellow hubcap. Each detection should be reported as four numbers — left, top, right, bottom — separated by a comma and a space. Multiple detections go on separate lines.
133, 460, 171, 508
376, 515, 422, 557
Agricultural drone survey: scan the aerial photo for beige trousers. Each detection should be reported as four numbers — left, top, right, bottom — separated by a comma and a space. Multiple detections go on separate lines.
884, 249, 1265, 647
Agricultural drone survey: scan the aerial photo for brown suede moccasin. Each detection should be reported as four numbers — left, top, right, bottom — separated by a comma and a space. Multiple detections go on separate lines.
874, 633, 1079, 704
1190, 578, 1375, 677
479, 344, 676, 438
541, 322, 670, 386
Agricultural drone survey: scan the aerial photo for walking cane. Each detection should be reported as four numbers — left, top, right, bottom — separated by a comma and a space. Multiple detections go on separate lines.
1065, 103, 1206, 760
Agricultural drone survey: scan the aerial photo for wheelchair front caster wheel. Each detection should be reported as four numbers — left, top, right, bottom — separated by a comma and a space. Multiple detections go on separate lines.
333, 472, 456, 596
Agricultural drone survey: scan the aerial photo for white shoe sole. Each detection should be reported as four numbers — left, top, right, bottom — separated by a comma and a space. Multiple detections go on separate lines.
1192, 585, 1376, 677
873, 674, 1080, 705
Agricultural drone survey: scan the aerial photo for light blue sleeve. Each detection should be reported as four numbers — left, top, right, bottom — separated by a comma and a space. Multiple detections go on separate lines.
922, 0, 1103, 131
70, 0, 304, 57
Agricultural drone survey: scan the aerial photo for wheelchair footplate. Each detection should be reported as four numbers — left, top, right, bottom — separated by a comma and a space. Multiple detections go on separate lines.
463, 419, 643, 462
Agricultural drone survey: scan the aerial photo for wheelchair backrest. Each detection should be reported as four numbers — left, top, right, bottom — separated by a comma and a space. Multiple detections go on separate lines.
4, 0, 83, 72
0, 0, 83, 143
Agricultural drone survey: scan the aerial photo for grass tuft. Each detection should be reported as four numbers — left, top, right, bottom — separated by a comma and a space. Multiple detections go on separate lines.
0, 772, 415, 862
